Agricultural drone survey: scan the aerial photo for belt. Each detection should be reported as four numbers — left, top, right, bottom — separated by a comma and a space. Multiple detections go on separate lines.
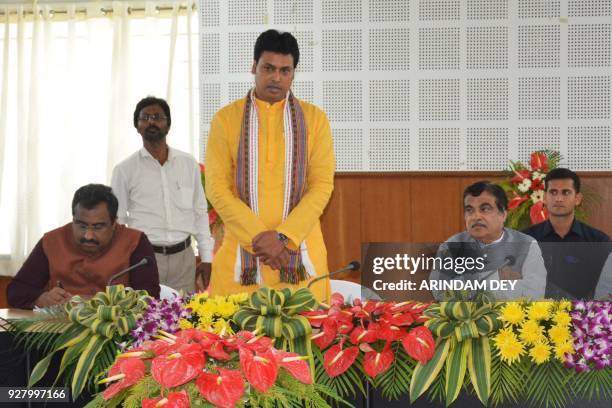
152, 237, 191, 255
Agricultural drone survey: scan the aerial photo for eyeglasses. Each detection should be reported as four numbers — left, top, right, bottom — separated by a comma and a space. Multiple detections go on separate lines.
73, 221, 110, 232
138, 113, 167, 122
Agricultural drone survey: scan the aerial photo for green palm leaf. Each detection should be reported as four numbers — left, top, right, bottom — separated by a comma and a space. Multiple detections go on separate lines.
524, 359, 572, 408
374, 342, 415, 401
489, 349, 525, 407
571, 367, 612, 402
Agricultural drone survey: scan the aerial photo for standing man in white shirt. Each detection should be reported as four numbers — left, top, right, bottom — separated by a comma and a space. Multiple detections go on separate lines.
111, 96, 213, 293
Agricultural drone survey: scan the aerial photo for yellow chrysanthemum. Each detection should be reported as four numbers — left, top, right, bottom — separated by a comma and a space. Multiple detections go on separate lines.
228, 293, 249, 304
554, 341, 575, 361
212, 319, 234, 336
217, 302, 238, 318
548, 325, 571, 345
527, 301, 553, 321
518, 320, 544, 345
552, 310, 572, 327
494, 328, 525, 365
178, 319, 194, 329
500, 302, 525, 326
557, 300, 572, 311
529, 341, 551, 364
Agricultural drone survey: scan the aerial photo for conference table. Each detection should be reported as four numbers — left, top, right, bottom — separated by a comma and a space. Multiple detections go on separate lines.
0, 309, 608, 408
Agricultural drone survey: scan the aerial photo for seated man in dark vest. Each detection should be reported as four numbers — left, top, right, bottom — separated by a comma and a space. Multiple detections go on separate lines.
7, 184, 160, 309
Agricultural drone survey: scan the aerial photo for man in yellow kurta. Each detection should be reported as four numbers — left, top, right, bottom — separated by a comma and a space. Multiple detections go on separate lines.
205, 30, 334, 302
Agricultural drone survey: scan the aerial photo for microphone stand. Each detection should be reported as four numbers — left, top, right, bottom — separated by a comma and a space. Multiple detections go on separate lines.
106, 257, 150, 286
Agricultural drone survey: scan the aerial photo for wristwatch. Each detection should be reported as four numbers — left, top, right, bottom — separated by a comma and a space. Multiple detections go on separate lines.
277, 233, 289, 246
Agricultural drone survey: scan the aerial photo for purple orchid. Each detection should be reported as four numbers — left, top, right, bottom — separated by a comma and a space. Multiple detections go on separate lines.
130, 296, 192, 346
566, 300, 611, 372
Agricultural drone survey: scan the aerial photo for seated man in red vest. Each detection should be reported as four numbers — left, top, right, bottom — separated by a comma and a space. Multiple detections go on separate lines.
7, 184, 160, 309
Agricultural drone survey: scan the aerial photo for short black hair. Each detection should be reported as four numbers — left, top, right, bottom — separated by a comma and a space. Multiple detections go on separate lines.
133, 96, 171, 128
254, 29, 300, 68
544, 168, 581, 193
463, 181, 508, 213
72, 184, 118, 221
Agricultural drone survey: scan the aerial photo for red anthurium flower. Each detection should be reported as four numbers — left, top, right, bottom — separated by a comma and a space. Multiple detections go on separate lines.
330, 292, 345, 308
224, 331, 273, 355
197, 368, 244, 408
530, 151, 548, 172
300, 310, 328, 328
102, 358, 146, 400
509, 194, 529, 210
511, 169, 531, 183
312, 318, 338, 349
348, 326, 377, 344
271, 349, 313, 384
530, 201, 548, 224
239, 347, 278, 393
376, 322, 405, 342
335, 314, 354, 335
363, 342, 394, 378
151, 343, 205, 388
199, 163, 205, 173
402, 326, 435, 363
531, 178, 544, 191
389, 311, 415, 327
175, 328, 207, 344
323, 341, 359, 378
142, 390, 190, 408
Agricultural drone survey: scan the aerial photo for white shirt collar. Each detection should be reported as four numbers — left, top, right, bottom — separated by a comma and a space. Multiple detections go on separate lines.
139, 146, 174, 162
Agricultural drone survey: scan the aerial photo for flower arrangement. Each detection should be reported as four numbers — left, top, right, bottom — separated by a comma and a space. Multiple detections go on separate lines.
493, 300, 574, 366
180, 292, 248, 335
91, 328, 343, 408
565, 300, 611, 372
500, 151, 560, 230
303, 294, 433, 379
301, 293, 434, 402
131, 292, 248, 346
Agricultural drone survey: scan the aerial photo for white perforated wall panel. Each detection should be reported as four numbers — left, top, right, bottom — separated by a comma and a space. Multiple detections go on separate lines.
199, 0, 612, 171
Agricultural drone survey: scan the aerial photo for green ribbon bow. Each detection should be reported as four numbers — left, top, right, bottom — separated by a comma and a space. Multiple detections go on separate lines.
28, 285, 150, 398
233, 287, 317, 357
66, 284, 149, 338
410, 295, 502, 406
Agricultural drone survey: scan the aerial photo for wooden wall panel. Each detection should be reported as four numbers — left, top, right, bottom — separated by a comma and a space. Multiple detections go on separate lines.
360, 177, 412, 241
410, 177, 462, 242
320, 177, 362, 276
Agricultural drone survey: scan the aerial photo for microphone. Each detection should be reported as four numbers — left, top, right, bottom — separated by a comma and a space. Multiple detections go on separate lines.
107, 257, 151, 286
307, 261, 360, 288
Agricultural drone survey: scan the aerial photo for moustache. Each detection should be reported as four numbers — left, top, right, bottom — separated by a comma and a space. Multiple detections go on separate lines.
471, 222, 486, 229
146, 125, 160, 132
80, 239, 99, 245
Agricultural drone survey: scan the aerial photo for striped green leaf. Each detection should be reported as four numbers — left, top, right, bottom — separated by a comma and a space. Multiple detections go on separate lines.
445, 339, 470, 406
71, 335, 109, 398
467, 336, 491, 405
410, 339, 451, 403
